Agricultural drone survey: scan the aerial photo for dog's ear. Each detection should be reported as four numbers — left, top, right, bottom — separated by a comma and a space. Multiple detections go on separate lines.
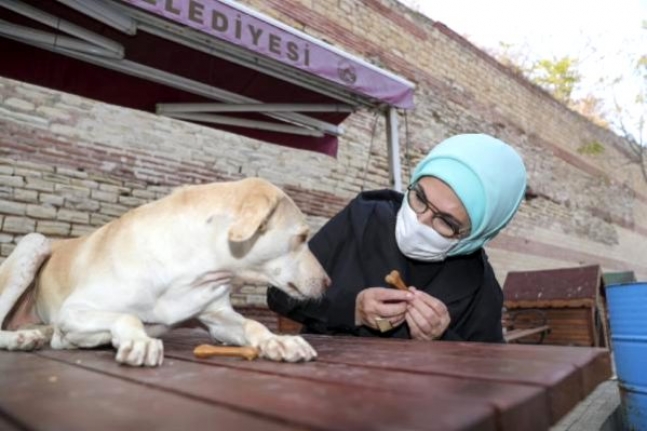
228, 193, 280, 243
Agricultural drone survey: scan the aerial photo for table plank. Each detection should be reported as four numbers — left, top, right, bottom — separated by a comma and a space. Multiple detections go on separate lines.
318, 335, 612, 395
165, 328, 611, 425
164, 330, 550, 431
308, 341, 579, 422
0, 351, 297, 431
37, 348, 497, 431
303, 335, 611, 423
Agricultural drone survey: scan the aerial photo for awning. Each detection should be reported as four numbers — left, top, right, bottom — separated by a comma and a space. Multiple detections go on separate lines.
0, 0, 415, 164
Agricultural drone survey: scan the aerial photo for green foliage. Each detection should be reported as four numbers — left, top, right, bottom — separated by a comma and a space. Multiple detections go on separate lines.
577, 140, 606, 155
636, 55, 647, 104
638, 55, 647, 69
491, 45, 582, 103
529, 57, 581, 103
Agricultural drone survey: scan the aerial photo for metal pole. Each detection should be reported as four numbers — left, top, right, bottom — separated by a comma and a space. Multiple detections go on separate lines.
386, 107, 402, 192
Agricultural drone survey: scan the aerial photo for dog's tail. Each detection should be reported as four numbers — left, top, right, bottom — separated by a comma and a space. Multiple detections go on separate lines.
0, 233, 51, 329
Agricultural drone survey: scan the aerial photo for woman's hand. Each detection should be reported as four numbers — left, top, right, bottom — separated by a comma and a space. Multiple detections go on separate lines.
355, 287, 413, 330
405, 287, 451, 340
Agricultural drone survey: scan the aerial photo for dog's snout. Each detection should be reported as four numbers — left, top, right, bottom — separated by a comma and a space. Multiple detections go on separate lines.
323, 275, 331, 289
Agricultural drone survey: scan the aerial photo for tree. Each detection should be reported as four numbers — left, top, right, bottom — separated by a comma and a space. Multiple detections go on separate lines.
491, 36, 647, 183
489, 44, 608, 126
611, 45, 647, 183
530, 56, 581, 103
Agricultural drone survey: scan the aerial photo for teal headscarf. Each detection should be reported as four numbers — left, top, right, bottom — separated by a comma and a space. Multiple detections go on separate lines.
410, 134, 527, 256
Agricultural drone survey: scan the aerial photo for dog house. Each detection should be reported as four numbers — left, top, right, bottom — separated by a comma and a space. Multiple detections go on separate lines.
503, 264, 610, 347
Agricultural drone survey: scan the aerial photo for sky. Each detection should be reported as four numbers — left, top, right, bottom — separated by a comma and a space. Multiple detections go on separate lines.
398, 0, 647, 141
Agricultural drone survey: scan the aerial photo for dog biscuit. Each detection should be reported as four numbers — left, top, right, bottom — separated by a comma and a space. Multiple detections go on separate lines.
193, 344, 260, 361
385, 270, 408, 291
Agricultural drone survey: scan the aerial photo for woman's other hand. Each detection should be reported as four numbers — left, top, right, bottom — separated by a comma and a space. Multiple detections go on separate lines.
405, 287, 451, 340
355, 287, 413, 330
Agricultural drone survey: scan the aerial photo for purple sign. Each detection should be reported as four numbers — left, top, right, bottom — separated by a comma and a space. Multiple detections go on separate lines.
120, 0, 415, 108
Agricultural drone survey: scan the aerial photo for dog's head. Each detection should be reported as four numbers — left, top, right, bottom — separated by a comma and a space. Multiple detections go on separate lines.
224, 178, 330, 299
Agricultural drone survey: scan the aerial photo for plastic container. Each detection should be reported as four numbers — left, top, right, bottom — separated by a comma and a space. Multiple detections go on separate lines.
606, 282, 647, 430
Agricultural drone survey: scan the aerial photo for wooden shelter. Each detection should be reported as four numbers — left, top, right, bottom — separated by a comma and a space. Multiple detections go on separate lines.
503, 265, 609, 347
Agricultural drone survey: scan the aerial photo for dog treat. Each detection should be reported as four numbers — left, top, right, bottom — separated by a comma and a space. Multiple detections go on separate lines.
193, 344, 260, 361
385, 270, 408, 291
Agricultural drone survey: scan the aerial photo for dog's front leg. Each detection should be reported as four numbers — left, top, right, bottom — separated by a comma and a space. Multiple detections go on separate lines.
243, 318, 317, 362
198, 304, 316, 362
53, 310, 164, 367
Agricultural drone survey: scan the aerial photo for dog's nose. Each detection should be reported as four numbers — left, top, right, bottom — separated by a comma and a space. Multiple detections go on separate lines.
323, 275, 332, 289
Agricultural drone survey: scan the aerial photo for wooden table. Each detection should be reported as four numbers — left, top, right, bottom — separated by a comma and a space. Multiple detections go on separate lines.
0, 328, 612, 431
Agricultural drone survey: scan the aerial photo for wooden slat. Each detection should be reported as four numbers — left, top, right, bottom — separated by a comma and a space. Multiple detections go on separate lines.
36, 348, 496, 431
505, 299, 595, 309
304, 334, 612, 393
504, 325, 550, 342
162, 332, 549, 431
303, 334, 610, 424
308, 339, 579, 421
0, 351, 296, 431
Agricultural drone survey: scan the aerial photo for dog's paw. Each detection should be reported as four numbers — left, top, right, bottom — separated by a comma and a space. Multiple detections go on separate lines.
258, 335, 317, 362
6, 329, 48, 351
115, 337, 164, 367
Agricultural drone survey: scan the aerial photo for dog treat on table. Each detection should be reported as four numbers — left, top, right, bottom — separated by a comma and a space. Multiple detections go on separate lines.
385, 270, 408, 291
193, 344, 260, 361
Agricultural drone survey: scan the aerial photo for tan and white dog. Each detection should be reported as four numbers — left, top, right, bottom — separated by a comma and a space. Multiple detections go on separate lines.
0, 177, 329, 366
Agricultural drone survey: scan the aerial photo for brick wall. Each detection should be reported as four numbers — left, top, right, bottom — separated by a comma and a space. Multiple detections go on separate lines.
1, 0, 646, 308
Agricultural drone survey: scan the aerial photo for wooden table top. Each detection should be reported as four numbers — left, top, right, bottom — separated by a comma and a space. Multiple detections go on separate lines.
0, 328, 612, 431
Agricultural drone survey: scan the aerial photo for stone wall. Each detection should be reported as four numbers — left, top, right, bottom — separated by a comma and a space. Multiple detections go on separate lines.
1, 0, 646, 308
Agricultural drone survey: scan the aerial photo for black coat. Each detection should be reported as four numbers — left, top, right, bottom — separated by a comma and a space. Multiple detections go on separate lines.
268, 189, 504, 342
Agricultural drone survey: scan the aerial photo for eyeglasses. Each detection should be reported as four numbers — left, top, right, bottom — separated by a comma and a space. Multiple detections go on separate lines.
406, 183, 471, 238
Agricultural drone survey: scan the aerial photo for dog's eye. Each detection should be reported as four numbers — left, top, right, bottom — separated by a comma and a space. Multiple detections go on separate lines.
297, 233, 308, 243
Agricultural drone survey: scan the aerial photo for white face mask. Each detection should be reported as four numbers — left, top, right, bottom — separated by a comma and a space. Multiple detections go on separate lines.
395, 199, 459, 262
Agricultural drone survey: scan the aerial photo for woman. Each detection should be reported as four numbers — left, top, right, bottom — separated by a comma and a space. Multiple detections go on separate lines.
268, 133, 527, 342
